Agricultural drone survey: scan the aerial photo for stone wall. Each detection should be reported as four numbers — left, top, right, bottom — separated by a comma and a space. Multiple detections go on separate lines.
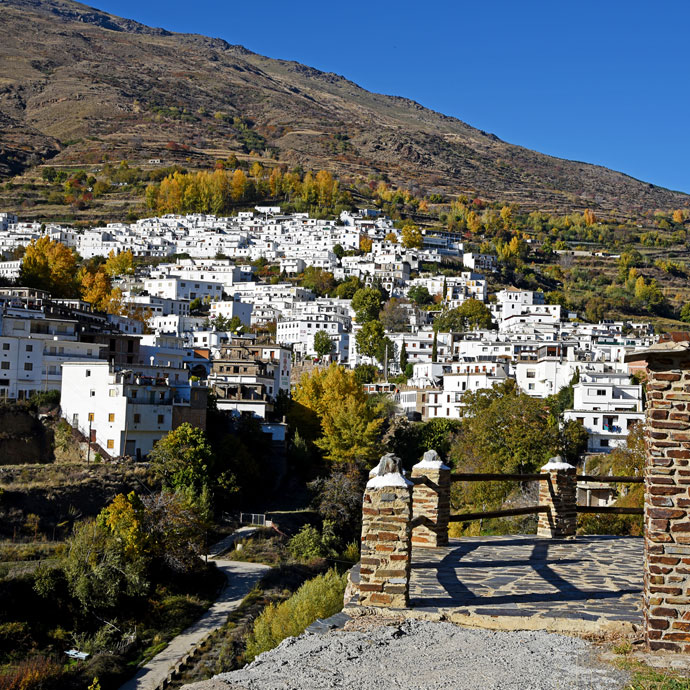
635, 345, 690, 652
360, 454, 412, 608
536, 458, 577, 538
411, 450, 450, 547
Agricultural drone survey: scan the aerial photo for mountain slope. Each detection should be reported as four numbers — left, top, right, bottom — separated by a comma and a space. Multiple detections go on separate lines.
0, 0, 687, 213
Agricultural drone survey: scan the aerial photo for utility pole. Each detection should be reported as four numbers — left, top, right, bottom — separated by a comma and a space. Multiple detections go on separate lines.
384, 343, 388, 383
87, 417, 92, 465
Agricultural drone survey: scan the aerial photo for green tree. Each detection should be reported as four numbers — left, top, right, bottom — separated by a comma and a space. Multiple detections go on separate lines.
458, 298, 493, 330
408, 285, 433, 306
431, 331, 438, 362
149, 423, 216, 497
313, 329, 334, 359
61, 520, 149, 611
399, 340, 408, 372
333, 276, 362, 299
351, 287, 383, 323
680, 303, 690, 323
356, 320, 385, 360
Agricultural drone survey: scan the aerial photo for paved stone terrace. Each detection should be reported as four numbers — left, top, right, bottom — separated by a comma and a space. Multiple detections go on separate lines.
409, 535, 643, 628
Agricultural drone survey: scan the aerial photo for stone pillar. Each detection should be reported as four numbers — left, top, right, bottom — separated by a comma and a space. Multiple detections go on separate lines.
411, 449, 450, 547
537, 456, 577, 538
628, 344, 690, 652
360, 454, 412, 608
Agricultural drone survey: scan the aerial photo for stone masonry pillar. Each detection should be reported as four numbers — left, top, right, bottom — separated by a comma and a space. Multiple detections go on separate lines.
537, 456, 577, 538
411, 450, 450, 547
628, 343, 690, 652
360, 454, 413, 608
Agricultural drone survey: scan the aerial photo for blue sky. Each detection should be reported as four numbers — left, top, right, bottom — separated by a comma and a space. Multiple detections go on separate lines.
93, 1, 690, 194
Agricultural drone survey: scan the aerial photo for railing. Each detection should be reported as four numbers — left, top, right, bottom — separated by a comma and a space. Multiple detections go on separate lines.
576, 473, 644, 515
443, 471, 550, 523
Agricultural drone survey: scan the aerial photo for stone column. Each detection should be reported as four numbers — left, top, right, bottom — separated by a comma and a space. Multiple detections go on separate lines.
411, 449, 451, 547
537, 456, 577, 538
360, 454, 413, 608
627, 344, 690, 652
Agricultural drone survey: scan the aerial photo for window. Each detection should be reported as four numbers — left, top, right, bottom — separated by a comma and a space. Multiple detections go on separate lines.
88, 412, 94, 421
25, 344, 32, 352
90, 390, 95, 397
597, 389, 606, 396
133, 414, 141, 423
85, 370, 91, 377
107, 439, 114, 449
109, 389, 118, 397
526, 370, 536, 378
157, 414, 164, 424
0, 362, 8, 370
108, 413, 115, 422
24, 363, 32, 371
528, 383, 535, 390
600, 439, 609, 447
1, 343, 8, 351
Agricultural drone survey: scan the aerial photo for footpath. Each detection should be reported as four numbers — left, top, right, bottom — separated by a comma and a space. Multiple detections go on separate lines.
119, 531, 268, 690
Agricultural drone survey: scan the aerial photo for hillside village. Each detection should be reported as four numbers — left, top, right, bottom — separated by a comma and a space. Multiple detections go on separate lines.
0, 207, 656, 461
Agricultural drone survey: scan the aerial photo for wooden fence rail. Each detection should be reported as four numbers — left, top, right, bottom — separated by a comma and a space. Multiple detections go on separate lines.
576, 506, 644, 515
449, 505, 548, 522
576, 474, 644, 483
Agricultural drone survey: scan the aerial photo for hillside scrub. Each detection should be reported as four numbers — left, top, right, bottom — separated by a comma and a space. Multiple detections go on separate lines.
243, 568, 346, 662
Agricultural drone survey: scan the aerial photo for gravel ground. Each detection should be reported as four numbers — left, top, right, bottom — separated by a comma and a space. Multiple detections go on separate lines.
183, 620, 629, 690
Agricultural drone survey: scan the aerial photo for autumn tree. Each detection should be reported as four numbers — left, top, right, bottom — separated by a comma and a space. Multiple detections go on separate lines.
401, 224, 423, 249
500, 205, 513, 229
384, 231, 398, 244
379, 298, 409, 332
20, 237, 78, 297
292, 364, 383, 466
359, 236, 373, 253
299, 267, 336, 296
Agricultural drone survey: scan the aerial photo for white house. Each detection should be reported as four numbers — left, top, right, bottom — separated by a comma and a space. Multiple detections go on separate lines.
564, 374, 644, 453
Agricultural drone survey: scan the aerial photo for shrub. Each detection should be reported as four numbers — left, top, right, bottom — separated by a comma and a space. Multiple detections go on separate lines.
288, 525, 325, 561
0, 655, 64, 690
244, 568, 346, 661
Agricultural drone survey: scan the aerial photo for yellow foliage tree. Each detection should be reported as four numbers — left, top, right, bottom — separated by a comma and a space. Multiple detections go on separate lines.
104, 249, 134, 277
230, 169, 249, 201
98, 492, 147, 560
672, 209, 685, 224
20, 236, 78, 297
384, 232, 398, 244
583, 209, 597, 226
359, 236, 373, 253
500, 205, 513, 229
401, 224, 423, 249
292, 365, 383, 466
466, 210, 482, 234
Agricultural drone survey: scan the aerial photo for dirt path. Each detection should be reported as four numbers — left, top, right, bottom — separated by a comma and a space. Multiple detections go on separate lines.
119, 558, 269, 690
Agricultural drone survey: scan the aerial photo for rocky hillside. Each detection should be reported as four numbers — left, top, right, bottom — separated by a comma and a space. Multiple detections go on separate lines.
0, 0, 688, 213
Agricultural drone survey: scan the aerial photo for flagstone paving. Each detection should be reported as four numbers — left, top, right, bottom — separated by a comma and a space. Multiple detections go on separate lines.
409, 535, 643, 626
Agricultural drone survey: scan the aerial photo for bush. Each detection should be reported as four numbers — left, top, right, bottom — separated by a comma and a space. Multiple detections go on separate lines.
244, 568, 346, 661
0, 655, 65, 690
288, 525, 325, 561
